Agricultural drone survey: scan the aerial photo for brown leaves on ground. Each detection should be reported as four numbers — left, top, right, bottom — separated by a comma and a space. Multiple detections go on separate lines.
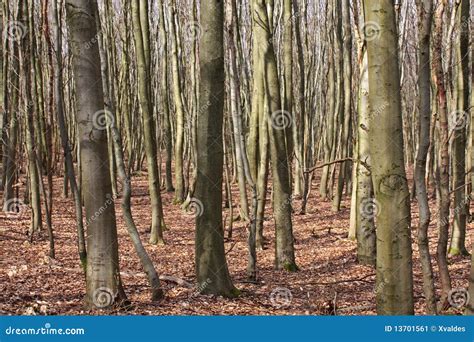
0, 170, 471, 315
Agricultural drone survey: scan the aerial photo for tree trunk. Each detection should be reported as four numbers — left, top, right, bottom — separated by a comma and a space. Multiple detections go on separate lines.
414, 0, 437, 314
356, 47, 376, 266
169, 3, 186, 204
52, 0, 86, 269
449, 0, 469, 256
65, 0, 126, 309
195, 0, 237, 297
157, 0, 174, 193
131, 0, 166, 245
432, 0, 452, 308
252, 0, 297, 271
364, 0, 414, 315
21, 1, 42, 237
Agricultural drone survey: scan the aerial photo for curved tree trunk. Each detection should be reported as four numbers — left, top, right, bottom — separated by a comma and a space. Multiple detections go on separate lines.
432, 0, 452, 308
414, 0, 437, 314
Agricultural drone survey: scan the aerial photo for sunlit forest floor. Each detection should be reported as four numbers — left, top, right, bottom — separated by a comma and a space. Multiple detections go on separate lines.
0, 169, 471, 315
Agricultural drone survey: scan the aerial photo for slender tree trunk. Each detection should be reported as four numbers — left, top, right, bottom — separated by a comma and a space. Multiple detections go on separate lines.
432, 0, 452, 308
253, 0, 297, 271
52, 0, 86, 269
356, 47, 376, 266
2, 4, 20, 213
449, 0, 469, 256
157, 0, 174, 193
131, 0, 166, 245
169, 3, 186, 204
21, 1, 42, 237
414, 0, 437, 314
332, 0, 352, 212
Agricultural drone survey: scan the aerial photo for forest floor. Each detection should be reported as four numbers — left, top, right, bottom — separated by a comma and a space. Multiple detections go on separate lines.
0, 169, 471, 315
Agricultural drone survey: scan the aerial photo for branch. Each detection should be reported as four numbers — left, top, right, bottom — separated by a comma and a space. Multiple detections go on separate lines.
304, 158, 371, 174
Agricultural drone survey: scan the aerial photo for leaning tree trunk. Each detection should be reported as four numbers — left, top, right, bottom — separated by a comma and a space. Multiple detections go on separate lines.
364, 0, 414, 315
414, 0, 437, 314
195, 0, 237, 297
65, 0, 126, 309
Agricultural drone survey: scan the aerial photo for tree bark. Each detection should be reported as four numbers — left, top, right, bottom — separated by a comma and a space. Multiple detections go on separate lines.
252, 0, 297, 271
364, 0, 414, 315
432, 0, 452, 308
195, 0, 237, 297
414, 0, 437, 314
65, 0, 126, 309
131, 0, 166, 245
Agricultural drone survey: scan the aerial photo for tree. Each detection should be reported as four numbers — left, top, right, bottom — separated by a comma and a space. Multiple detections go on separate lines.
252, 0, 297, 271
169, 0, 186, 204
414, 0, 437, 314
195, 0, 237, 297
363, 0, 414, 315
131, 0, 166, 245
355, 45, 376, 266
449, 0, 470, 256
20, 0, 42, 237
52, 0, 86, 268
432, 0, 452, 307
157, 0, 174, 193
65, 0, 126, 309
